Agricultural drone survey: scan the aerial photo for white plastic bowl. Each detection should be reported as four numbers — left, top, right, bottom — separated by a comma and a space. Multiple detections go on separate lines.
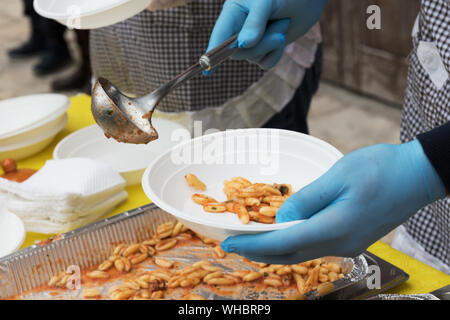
0, 114, 66, 147
53, 119, 186, 186
0, 114, 68, 161
0, 94, 70, 144
0, 198, 25, 258
142, 129, 344, 241
34, 0, 152, 29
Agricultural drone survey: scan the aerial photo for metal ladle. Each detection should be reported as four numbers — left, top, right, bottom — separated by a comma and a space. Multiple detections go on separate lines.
91, 35, 238, 144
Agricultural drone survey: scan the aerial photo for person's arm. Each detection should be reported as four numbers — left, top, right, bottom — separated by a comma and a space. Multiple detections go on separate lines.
417, 121, 450, 193
220, 140, 447, 264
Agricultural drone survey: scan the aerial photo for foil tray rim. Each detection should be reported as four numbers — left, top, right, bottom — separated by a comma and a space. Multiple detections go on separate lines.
0, 204, 369, 299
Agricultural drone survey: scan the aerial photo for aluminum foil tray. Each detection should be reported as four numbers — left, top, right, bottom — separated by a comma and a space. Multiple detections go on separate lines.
0, 204, 369, 300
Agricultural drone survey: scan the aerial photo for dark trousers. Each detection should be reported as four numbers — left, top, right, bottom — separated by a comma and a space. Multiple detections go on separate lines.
263, 44, 323, 134
76, 30, 90, 67
24, 0, 67, 50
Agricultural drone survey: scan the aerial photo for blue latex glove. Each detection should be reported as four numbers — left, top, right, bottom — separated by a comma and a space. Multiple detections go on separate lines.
221, 140, 446, 264
205, 0, 329, 71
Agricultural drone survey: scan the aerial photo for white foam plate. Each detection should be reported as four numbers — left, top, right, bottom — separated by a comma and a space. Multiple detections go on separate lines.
0, 94, 70, 141
34, 0, 151, 29
54, 119, 186, 186
142, 129, 344, 241
0, 196, 25, 258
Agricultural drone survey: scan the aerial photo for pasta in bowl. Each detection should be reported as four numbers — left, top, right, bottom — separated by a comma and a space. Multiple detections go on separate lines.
188, 174, 293, 225
142, 129, 343, 241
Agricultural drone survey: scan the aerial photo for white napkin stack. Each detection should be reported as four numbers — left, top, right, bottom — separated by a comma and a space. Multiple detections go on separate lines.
0, 158, 128, 234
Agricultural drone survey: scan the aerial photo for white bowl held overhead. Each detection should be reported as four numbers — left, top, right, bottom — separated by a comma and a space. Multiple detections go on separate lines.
0, 94, 70, 143
53, 119, 187, 186
34, 0, 152, 29
142, 129, 344, 241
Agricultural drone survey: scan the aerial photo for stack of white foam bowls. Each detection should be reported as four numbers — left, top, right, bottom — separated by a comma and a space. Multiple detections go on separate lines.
0, 94, 70, 161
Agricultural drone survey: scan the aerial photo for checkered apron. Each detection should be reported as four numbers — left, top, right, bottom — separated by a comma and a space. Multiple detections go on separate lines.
89, 1, 265, 113
400, 0, 450, 267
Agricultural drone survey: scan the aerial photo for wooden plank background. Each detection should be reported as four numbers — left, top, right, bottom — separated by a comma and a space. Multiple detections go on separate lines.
321, 0, 421, 106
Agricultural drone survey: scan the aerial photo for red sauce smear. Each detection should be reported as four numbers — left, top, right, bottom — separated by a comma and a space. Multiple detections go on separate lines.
1, 159, 36, 183
142, 111, 152, 119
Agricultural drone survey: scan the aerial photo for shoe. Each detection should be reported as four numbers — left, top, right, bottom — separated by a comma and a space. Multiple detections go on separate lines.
8, 38, 45, 59
33, 46, 73, 76
51, 65, 92, 93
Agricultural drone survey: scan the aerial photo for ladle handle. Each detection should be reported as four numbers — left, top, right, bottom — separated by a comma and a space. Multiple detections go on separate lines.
143, 35, 239, 113
199, 34, 239, 71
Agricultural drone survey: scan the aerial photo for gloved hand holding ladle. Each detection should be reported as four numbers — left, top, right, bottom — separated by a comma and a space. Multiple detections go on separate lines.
91, 18, 290, 144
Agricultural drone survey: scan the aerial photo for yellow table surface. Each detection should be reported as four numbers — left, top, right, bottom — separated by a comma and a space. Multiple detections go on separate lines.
4, 94, 450, 296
